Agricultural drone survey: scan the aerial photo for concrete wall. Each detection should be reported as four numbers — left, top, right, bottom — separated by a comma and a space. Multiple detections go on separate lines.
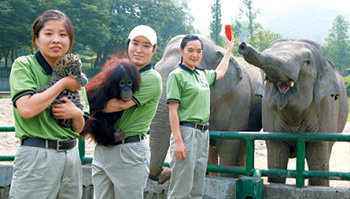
1, 164, 349, 199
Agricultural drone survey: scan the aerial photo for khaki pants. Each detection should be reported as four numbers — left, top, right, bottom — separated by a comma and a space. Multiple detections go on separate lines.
92, 139, 150, 199
9, 145, 82, 199
167, 126, 209, 199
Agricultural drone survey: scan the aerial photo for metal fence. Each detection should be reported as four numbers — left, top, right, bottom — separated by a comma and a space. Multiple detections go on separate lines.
1, 126, 349, 188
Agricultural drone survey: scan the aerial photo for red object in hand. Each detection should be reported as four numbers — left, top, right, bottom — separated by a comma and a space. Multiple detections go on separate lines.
225, 25, 233, 41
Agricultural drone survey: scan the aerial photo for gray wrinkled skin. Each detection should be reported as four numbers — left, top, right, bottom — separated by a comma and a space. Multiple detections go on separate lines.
239, 39, 348, 186
149, 34, 262, 179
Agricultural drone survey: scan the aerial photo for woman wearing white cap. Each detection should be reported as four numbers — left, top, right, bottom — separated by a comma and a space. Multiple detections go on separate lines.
91, 25, 162, 199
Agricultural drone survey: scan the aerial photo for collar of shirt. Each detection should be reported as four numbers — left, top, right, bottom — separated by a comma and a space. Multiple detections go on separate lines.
139, 64, 152, 73
179, 63, 201, 74
35, 51, 52, 75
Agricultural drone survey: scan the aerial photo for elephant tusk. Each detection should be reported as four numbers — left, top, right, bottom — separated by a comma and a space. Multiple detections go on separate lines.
290, 81, 295, 87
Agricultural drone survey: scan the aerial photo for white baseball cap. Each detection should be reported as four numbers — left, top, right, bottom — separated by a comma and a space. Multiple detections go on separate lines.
128, 25, 157, 46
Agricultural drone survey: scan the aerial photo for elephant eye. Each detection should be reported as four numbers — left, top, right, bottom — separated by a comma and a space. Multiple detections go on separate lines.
304, 59, 311, 65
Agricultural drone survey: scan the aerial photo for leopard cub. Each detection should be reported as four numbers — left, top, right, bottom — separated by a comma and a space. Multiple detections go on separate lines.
36, 54, 88, 129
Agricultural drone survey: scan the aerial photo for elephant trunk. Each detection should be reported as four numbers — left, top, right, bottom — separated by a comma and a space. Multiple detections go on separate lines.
238, 42, 298, 83
238, 41, 266, 68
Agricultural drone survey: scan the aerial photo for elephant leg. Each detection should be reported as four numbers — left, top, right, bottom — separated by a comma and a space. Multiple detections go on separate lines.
208, 145, 218, 166
266, 140, 290, 184
217, 139, 245, 178
305, 141, 334, 186
208, 139, 219, 176
149, 130, 171, 182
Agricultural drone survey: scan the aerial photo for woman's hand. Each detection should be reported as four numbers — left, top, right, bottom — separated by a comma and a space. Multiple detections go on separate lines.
61, 76, 81, 92
103, 98, 120, 113
52, 97, 82, 120
103, 98, 136, 113
215, 33, 236, 80
52, 97, 85, 133
225, 33, 235, 52
174, 140, 187, 160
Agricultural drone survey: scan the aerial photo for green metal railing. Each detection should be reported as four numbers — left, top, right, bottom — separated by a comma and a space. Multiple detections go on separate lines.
1, 126, 350, 187
209, 131, 350, 187
0, 126, 92, 163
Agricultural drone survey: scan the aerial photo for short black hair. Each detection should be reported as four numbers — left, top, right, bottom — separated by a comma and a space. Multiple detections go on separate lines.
180, 35, 203, 50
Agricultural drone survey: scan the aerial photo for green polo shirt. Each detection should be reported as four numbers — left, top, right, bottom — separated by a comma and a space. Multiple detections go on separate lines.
10, 51, 90, 140
167, 64, 216, 124
116, 64, 162, 138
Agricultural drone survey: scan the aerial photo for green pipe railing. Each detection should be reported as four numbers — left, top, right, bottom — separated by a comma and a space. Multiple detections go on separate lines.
1, 126, 350, 187
210, 130, 350, 187
0, 126, 15, 132
296, 139, 306, 186
0, 126, 15, 162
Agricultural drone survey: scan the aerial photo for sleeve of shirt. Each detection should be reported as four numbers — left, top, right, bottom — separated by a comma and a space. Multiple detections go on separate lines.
132, 72, 162, 107
204, 69, 217, 87
79, 87, 90, 120
10, 58, 37, 107
166, 72, 181, 104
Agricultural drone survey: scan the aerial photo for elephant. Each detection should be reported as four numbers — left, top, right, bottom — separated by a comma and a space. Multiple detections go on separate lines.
238, 39, 348, 186
148, 34, 262, 182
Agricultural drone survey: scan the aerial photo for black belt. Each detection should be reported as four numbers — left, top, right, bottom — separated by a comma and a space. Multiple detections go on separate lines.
180, 122, 209, 131
21, 138, 76, 151
113, 135, 145, 145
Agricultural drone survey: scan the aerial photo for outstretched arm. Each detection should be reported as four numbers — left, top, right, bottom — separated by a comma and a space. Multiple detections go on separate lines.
215, 34, 235, 80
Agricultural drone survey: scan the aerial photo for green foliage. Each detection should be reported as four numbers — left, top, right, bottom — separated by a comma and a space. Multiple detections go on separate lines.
248, 28, 283, 51
230, 0, 282, 56
0, 0, 36, 66
344, 75, 350, 97
0, 0, 194, 70
322, 15, 350, 72
64, 0, 112, 66
209, 0, 223, 45
240, 0, 259, 43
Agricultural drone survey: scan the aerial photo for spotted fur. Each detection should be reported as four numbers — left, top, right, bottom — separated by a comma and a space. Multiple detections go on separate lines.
36, 54, 88, 129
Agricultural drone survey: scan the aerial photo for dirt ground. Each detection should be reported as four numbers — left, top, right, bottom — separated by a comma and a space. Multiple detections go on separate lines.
0, 98, 349, 188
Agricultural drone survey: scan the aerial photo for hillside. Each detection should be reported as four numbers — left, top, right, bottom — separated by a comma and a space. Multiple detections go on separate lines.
258, 3, 350, 44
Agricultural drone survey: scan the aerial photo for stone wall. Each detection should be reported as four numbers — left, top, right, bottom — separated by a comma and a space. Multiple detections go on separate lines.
0, 164, 349, 199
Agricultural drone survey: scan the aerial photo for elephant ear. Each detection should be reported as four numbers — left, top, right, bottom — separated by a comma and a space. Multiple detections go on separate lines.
211, 51, 242, 101
255, 69, 265, 97
314, 59, 340, 106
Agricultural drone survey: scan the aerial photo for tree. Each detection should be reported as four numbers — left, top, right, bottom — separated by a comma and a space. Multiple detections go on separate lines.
107, 0, 193, 63
0, 0, 194, 69
0, 0, 36, 67
250, 28, 282, 51
62, 0, 112, 66
241, 0, 259, 43
209, 0, 223, 45
229, 0, 283, 56
323, 15, 350, 72
229, 0, 260, 55
177, 0, 195, 33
